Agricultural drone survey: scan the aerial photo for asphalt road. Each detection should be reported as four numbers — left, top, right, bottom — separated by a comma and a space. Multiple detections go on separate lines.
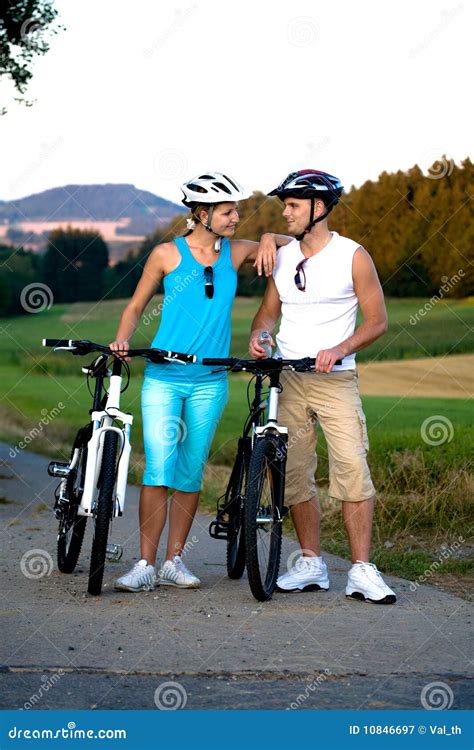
1, 442, 472, 711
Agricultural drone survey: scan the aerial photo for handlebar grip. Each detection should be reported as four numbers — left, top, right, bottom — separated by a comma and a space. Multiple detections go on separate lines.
294, 357, 342, 368
42, 339, 75, 347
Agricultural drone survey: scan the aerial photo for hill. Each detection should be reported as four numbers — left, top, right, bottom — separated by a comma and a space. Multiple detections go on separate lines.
0, 183, 186, 235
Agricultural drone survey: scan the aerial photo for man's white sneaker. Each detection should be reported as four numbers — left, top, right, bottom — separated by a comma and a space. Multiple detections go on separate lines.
158, 555, 201, 588
276, 556, 329, 593
114, 559, 156, 592
346, 561, 396, 604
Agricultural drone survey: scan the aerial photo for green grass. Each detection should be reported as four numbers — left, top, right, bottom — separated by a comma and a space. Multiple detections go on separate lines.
1, 296, 473, 371
228, 296, 474, 360
1, 296, 473, 584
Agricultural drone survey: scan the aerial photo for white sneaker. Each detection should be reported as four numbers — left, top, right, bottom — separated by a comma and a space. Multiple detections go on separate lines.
158, 555, 201, 588
276, 556, 329, 593
114, 559, 156, 592
346, 561, 396, 604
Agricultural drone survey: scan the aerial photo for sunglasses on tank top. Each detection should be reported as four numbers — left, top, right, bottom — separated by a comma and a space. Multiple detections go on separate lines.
204, 266, 214, 299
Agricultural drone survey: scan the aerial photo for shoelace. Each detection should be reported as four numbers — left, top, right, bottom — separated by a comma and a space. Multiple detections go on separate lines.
129, 562, 153, 581
356, 561, 382, 578
173, 556, 192, 576
296, 556, 322, 571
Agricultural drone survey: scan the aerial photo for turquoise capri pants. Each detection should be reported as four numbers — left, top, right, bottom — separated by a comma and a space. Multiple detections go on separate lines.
141, 377, 228, 492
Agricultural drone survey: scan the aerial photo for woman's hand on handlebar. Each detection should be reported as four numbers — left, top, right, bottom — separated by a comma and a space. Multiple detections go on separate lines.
109, 340, 132, 363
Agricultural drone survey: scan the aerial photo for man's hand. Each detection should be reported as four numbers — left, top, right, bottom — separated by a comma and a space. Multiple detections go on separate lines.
109, 340, 132, 363
315, 346, 346, 373
249, 330, 275, 359
253, 233, 278, 277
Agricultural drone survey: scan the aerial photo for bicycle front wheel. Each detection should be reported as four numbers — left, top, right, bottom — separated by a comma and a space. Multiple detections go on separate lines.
88, 431, 118, 595
244, 436, 284, 601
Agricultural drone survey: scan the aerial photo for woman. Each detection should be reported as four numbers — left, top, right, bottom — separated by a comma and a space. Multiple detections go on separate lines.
111, 171, 289, 592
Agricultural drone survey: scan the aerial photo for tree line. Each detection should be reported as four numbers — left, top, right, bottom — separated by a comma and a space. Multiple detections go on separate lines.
1, 157, 472, 315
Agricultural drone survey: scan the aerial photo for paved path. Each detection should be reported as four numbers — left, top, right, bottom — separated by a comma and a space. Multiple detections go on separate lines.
1, 443, 472, 710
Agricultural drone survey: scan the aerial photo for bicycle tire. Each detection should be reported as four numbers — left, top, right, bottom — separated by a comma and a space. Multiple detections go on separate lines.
58, 514, 87, 573
57, 436, 88, 574
226, 444, 248, 579
244, 436, 284, 601
88, 431, 118, 595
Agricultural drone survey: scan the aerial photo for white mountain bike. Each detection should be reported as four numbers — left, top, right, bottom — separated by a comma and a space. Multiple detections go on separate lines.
42, 338, 195, 596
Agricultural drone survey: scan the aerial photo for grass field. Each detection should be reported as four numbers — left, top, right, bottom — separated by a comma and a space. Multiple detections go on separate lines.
1, 295, 473, 369
1, 297, 473, 586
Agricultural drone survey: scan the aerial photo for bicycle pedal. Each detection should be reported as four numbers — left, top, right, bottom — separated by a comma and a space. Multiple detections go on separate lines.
209, 519, 229, 540
105, 543, 123, 561
48, 461, 70, 478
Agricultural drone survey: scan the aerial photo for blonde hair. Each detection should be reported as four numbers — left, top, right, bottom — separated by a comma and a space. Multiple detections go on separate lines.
182, 204, 209, 237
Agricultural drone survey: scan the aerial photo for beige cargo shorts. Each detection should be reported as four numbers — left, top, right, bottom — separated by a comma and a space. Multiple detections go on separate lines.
278, 369, 375, 506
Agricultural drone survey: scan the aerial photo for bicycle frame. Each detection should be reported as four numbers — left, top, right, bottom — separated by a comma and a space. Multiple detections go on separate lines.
253, 369, 288, 441
78, 357, 132, 518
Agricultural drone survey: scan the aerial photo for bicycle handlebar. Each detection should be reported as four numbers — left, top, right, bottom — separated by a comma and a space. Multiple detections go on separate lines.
42, 339, 196, 364
202, 356, 342, 372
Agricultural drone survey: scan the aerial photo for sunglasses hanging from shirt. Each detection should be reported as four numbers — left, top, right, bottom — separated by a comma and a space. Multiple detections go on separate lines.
204, 265, 214, 299
294, 258, 307, 292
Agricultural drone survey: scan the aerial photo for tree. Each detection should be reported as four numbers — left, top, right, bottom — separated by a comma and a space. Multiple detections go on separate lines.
0, 0, 63, 113
43, 228, 109, 302
0, 245, 41, 314
103, 225, 169, 300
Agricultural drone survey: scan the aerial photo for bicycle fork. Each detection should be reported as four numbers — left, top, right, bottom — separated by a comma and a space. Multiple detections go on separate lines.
80, 370, 133, 518
253, 375, 288, 525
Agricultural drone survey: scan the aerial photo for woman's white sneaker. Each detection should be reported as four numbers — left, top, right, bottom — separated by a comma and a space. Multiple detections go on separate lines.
114, 559, 156, 592
276, 556, 329, 592
158, 555, 201, 588
346, 561, 396, 604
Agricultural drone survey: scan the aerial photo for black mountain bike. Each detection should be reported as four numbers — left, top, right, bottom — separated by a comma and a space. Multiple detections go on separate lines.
42, 338, 194, 596
203, 357, 339, 601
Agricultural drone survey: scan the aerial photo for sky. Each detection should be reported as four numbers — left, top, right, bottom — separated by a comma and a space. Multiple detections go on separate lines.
0, 0, 472, 205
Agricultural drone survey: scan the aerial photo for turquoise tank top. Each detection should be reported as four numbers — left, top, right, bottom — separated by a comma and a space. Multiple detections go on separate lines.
145, 236, 237, 382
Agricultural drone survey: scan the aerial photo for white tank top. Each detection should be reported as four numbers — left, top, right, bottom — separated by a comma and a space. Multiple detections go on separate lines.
273, 232, 360, 370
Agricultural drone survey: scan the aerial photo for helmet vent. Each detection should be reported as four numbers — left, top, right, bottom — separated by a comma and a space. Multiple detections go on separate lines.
214, 182, 232, 194
187, 183, 206, 193
223, 174, 239, 191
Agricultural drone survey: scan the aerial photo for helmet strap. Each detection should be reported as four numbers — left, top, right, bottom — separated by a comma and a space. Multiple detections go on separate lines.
206, 205, 214, 231
295, 199, 331, 241
196, 205, 222, 252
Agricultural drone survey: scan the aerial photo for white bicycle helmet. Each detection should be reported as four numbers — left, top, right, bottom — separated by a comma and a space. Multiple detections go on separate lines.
181, 172, 248, 247
181, 172, 248, 207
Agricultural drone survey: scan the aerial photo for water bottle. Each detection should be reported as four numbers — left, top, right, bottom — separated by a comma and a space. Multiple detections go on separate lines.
259, 330, 273, 358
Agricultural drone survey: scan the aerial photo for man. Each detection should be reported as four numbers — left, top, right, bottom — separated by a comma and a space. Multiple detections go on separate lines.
249, 169, 396, 604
